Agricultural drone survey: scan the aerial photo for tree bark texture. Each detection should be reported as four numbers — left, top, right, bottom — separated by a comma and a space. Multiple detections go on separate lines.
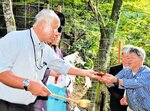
3, 0, 16, 32
87, 0, 123, 111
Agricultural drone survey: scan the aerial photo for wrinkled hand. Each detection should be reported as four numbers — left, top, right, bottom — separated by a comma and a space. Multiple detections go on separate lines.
98, 74, 117, 84
28, 80, 51, 97
85, 69, 102, 80
120, 97, 128, 105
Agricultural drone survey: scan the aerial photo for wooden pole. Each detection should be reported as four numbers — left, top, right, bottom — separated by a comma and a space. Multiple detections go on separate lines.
118, 40, 121, 64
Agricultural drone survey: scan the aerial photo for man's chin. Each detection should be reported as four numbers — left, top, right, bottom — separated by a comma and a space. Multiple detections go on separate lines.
128, 65, 133, 69
46, 38, 52, 43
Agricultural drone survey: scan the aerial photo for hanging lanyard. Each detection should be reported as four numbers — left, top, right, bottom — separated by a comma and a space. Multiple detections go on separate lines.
29, 29, 47, 70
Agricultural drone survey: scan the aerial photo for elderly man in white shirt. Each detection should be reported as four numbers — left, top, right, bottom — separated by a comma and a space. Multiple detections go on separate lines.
0, 9, 99, 111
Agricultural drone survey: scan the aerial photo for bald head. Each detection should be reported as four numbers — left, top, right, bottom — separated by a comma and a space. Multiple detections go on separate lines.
34, 9, 60, 26
33, 9, 60, 42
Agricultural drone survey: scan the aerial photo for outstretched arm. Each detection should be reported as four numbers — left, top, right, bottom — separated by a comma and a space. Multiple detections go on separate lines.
68, 67, 100, 80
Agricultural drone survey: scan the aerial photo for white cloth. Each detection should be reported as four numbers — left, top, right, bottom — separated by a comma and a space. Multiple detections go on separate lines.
127, 106, 133, 111
47, 75, 67, 88
0, 28, 71, 105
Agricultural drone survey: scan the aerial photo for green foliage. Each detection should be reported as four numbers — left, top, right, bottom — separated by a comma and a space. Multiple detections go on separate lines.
13, 0, 38, 4
60, 1, 100, 67
109, 46, 119, 66
2, 0, 149, 72
1, 0, 149, 110
98, 3, 113, 25
52, 0, 150, 74
71, 38, 98, 69
112, 0, 150, 67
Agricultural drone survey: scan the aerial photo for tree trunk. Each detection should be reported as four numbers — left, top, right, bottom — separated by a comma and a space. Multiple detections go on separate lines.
87, 0, 123, 111
3, 0, 16, 32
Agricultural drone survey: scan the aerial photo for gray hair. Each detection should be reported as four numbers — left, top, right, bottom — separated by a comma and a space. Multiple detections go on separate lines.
121, 45, 133, 54
128, 46, 146, 60
34, 9, 59, 24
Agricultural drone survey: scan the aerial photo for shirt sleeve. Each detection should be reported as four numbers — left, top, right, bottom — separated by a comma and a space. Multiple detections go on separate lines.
0, 32, 20, 73
122, 71, 150, 88
116, 67, 150, 89
115, 68, 129, 79
115, 68, 129, 89
46, 47, 72, 75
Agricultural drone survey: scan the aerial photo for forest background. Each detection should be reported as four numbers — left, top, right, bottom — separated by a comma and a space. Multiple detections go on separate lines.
0, 0, 150, 111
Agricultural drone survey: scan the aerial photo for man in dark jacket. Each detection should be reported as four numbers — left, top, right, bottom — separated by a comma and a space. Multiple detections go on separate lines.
108, 45, 133, 111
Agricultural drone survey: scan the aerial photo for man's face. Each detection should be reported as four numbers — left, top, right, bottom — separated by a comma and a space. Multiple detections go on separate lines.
47, 25, 62, 45
41, 18, 60, 42
47, 31, 61, 45
127, 52, 143, 70
122, 53, 129, 67
52, 31, 61, 45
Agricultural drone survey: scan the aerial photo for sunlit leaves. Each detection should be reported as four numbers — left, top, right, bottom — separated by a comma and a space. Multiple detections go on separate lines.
114, 0, 150, 66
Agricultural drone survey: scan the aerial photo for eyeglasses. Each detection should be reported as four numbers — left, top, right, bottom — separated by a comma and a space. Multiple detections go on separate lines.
58, 26, 62, 33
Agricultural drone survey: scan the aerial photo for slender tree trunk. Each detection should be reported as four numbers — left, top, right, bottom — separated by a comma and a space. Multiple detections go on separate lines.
3, 0, 16, 32
87, 0, 123, 111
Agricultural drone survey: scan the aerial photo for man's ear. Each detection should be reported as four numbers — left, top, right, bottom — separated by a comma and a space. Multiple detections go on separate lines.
35, 19, 46, 30
141, 58, 144, 63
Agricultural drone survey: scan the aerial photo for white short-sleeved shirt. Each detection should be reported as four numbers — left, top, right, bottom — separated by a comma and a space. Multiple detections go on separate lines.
0, 28, 71, 105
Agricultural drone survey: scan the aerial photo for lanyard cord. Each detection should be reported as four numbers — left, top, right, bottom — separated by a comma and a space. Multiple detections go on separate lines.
29, 29, 45, 70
